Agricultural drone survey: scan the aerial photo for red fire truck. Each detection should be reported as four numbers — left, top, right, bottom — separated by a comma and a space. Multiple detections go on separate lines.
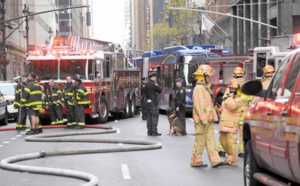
26, 36, 141, 124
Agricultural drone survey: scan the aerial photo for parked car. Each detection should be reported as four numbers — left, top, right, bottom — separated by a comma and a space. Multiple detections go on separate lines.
0, 90, 7, 125
0, 81, 18, 121
242, 48, 300, 186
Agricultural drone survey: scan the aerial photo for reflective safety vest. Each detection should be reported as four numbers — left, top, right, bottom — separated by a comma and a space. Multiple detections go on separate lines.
21, 80, 43, 110
14, 81, 26, 108
74, 83, 90, 106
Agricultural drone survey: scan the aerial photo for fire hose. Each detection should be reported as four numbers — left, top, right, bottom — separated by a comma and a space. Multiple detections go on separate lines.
0, 127, 162, 186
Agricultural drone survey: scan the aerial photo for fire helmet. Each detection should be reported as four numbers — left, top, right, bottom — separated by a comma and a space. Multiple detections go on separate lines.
232, 67, 244, 77
263, 65, 275, 76
193, 65, 214, 76
228, 79, 240, 89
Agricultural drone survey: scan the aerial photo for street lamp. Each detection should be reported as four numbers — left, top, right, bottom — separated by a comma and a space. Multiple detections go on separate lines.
22, 4, 32, 57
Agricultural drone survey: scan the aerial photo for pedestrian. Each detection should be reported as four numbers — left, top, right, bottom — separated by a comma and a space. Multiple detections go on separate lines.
14, 74, 28, 130
141, 77, 148, 120
44, 79, 64, 125
190, 65, 228, 168
63, 76, 76, 129
218, 79, 244, 165
144, 72, 162, 136
22, 73, 43, 135
173, 78, 186, 135
261, 65, 275, 89
73, 78, 90, 129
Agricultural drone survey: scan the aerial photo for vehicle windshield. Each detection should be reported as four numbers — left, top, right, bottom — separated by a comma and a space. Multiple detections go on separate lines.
0, 85, 15, 96
26, 59, 93, 81
183, 55, 207, 87
26, 60, 58, 80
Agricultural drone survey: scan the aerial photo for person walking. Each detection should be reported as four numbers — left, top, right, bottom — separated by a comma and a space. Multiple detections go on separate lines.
45, 79, 64, 125
173, 78, 186, 135
22, 73, 43, 135
73, 78, 90, 129
261, 65, 275, 89
218, 79, 244, 165
141, 77, 148, 120
190, 65, 228, 168
14, 75, 28, 130
144, 72, 162, 136
63, 76, 76, 129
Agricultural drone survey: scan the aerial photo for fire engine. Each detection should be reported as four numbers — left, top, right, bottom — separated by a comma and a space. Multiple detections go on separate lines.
26, 36, 141, 124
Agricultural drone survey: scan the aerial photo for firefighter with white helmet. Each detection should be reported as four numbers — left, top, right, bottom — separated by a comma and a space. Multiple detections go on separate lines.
261, 65, 275, 89
218, 78, 244, 165
190, 64, 228, 168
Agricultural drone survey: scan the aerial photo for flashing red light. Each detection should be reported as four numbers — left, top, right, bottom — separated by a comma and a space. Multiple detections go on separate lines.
52, 50, 57, 55
293, 34, 300, 44
32, 50, 41, 56
82, 49, 87, 55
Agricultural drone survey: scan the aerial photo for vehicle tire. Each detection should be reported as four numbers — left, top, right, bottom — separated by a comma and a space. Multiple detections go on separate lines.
0, 109, 8, 126
97, 96, 109, 123
244, 141, 264, 186
123, 97, 130, 119
129, 95, 136, 117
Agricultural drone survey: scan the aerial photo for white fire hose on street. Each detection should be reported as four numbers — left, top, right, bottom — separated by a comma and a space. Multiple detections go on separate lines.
0, 128, 162, 186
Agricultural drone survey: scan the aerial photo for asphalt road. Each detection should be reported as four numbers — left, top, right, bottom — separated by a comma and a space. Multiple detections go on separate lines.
0, 114, 244, 186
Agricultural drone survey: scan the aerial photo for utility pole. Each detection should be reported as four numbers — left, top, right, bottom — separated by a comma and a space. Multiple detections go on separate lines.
1, 0, 5, 80
22, 4, 31, 58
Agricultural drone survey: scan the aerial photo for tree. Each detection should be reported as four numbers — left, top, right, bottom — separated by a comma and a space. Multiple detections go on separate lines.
153, 0, 198, 50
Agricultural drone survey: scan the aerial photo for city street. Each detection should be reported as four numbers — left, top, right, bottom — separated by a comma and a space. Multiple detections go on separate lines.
0, 114, 243, 186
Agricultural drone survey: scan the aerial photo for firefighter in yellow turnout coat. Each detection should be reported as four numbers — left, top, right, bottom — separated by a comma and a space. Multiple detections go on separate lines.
218, 79, 244, 165
190, 65, 228, 168
261, 65, 275, 89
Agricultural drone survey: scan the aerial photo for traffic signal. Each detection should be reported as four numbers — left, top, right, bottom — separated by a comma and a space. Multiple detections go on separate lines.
1, 57, 6, 67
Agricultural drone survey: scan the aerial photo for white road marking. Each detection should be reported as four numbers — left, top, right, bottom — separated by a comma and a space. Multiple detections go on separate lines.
0, 145, 3, 147
118, 143, 123, 146
116, 129, 120, 133
3, 141, 10, 144
16, 135, 22, 138
121, 164, 131, 180
11, 138, 17, 140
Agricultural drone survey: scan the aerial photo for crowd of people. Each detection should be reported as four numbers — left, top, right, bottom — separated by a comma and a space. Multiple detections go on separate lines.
13, 73, 90, 135
140, 64, 274, 168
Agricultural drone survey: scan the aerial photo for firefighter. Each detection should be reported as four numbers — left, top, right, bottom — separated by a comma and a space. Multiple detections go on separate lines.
73, 78, 91, 129
22, 73, 43, 135
45, 79, 64, 125
173, 78, 186, 135
35, 76, 43, 133
141, 77, 148, 120
63, 76, 76, 129
14, 75, 28, 130
218, 78, 244, 165
190, 65, 228, 168
144, 72, 162, 136
261, 65, 275, 89
218, 66, 246, 157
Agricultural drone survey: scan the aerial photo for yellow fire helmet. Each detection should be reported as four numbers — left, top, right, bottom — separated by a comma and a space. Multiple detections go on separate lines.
228, 78, 240, 89
232, 67, 244, 77
263, 65, 275, 76
193, 64, 214, 76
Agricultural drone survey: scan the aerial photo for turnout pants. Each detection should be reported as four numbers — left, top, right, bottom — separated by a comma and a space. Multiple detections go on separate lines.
146, 101, 159, 134
49, 105, 63, 124
75, 104, 85, 126
219, 131, 238, 165
66, 105, 76, 126
16, 107, 27, 129
238, 124, 244, 154
190, 122, 223, 167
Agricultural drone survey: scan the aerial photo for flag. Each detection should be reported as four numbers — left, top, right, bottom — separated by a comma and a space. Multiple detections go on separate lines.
201, 14, 215, 34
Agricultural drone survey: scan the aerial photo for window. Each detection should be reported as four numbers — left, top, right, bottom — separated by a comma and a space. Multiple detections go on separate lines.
283, 53, 300, 97
269, 55, 291, 98
103, 56, 111, 78
256, 53, 266, 77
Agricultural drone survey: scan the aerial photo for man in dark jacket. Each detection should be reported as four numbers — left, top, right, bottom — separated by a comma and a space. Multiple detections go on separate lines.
63, 76, 76, 128
144, 72, 162, 136
73, 78, 90, 129
174, 78, 187, 135
22, 73, 43, 135
141, 77, 148, 120
45, 79, 64, 125
14, 75, 28, 130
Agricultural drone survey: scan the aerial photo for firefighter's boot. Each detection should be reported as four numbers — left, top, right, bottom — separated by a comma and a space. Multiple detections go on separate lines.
26, 129, 39, 135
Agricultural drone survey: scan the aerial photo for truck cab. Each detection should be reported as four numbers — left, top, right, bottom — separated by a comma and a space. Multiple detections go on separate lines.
242, 48, 300, 186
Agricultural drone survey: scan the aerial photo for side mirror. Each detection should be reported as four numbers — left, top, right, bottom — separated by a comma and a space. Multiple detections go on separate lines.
241, 80, 265, 97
